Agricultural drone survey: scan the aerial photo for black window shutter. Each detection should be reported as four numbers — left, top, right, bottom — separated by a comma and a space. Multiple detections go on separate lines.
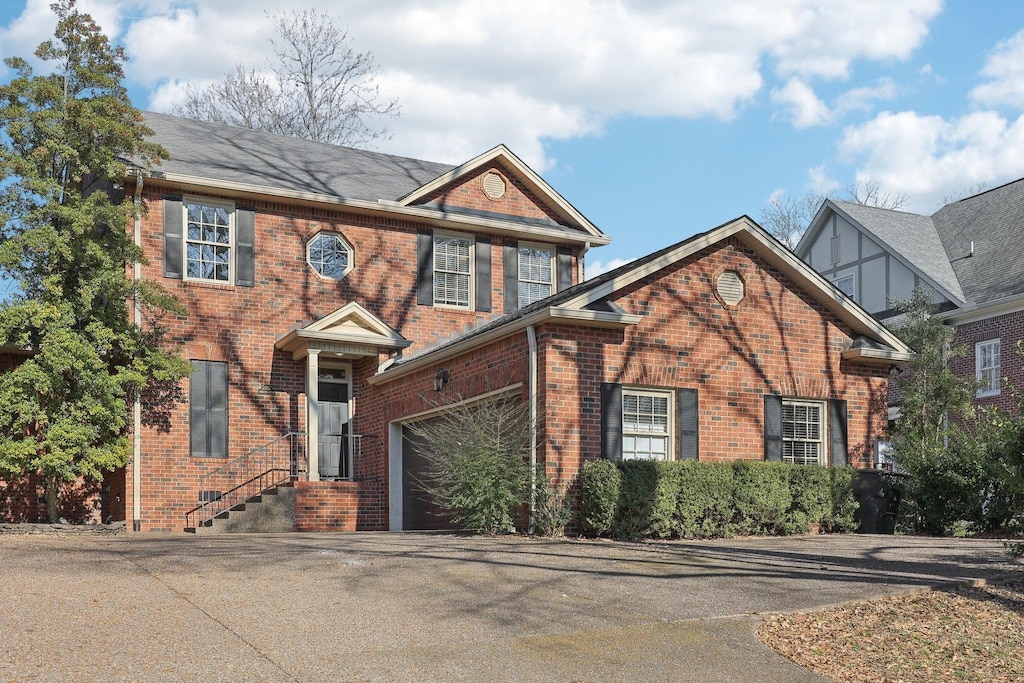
829, 399, 848, 466
600, 382, 623, 461
764, 394, 783, 461
235, 207, 256, 287
503, 240, 519, 313
163, 196, 183, 279
556, 247, 573, 291
190, 361, 229, 458
475, 236, 491, 312
417, 230, 433, 306
676, 388, 699, 460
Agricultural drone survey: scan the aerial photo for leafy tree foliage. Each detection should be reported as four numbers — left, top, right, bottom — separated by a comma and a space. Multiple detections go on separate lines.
174, 9, 399, 148
0, 0, 189, 521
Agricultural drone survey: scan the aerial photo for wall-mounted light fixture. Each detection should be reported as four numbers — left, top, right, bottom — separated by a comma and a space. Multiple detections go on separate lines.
434, 368, 450, 392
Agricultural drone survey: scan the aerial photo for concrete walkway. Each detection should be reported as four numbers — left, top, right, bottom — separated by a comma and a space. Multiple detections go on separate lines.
1, 532, 1020, 682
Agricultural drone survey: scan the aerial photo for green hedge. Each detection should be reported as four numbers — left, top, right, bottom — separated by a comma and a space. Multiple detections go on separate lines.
578, 459, 859, 540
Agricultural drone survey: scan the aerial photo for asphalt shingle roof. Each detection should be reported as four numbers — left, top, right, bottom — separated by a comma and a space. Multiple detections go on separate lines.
830, 200, 966, 303
141, 111, 455, 202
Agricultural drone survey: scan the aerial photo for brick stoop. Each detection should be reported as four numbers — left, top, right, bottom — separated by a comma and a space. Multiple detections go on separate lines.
193, 486, 296, 534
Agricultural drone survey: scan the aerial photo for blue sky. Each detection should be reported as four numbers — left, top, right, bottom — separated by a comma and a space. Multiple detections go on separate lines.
3, 1, 1024, 275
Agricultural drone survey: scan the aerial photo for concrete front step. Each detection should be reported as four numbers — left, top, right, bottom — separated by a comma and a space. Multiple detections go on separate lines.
192, 486, 297, 534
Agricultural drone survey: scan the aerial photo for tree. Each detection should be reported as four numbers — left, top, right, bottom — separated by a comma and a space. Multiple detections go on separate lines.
174, 9, 399, 148
759, 181, 908, 249
0, 0, 190, 521
406, 394, 531, 534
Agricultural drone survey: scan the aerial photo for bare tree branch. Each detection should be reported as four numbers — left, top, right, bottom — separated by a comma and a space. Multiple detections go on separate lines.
173, 9, 399, 148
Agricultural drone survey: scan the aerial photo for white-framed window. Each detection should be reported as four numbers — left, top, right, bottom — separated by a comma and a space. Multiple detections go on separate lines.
518, 243, 554, 307
622, 389, 672, 461
832, 274, 855, 299
184, 199, 233, 283
781, 399, 826, 466
976, 339, 1001, 397
307, 232, 353, 280
433, 232, 473, 308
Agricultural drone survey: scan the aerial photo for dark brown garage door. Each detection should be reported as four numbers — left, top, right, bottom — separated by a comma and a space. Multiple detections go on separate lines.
401, 426, 457, 530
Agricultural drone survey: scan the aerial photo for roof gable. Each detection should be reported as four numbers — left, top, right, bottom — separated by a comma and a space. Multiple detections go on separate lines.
398, 145, 606, 242
275, 302, 409, 360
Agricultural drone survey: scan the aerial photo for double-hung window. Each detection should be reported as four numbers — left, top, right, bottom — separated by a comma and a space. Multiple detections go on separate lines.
976, 339, 1001, 397
832, 274, 855, 299
622, 389, 672, 460
781, 399, 825, 465
185, 200, 233, 283
433, 233, 473, 307
518, 244, 554, 307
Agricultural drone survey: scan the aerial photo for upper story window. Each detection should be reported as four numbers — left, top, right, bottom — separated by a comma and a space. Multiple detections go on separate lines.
781, 399, 825, 466
976, 339, 1001, 397
518, 244, 554, 307
622, 389, 672, 461
307, 232, 352, 280
833, 274, 855, 299
433, 233, 473, 308
185, 200, 233, 283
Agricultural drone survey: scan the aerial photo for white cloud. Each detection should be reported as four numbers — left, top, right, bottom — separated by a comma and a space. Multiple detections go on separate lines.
772, 78, 831, 127
2, 0, 943, 165
970, 29, 1024, 109
808, 165, 841, 194
585, 257, 635, 279
839, 110, 1024, 210
834, 78, 897, 116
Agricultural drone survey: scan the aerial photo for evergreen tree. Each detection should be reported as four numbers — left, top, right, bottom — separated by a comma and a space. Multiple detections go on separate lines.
0, 0, 189, 521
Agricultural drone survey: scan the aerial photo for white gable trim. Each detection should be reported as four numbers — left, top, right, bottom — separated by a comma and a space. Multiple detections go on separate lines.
275, 302, 410, 360
395, 145, 606, 241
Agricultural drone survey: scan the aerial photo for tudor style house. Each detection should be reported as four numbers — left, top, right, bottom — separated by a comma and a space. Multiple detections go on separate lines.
0, 112, 912, 531
796, 181, 1024, 417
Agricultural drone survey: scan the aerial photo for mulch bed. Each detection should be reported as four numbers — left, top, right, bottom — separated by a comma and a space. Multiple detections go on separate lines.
758, 579, 1024, 682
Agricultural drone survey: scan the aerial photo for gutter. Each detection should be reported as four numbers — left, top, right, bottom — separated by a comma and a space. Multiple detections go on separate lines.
940, 291, 1024, 325
132, 172, 143, 532
134, 170, 611, 246
367, 306, 642, 385
527, 326, 538, 532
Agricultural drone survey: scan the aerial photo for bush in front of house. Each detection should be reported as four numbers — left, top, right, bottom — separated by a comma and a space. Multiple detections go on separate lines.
578, 459, 859, 540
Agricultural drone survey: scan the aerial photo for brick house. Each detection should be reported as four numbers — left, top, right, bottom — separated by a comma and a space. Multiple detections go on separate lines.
795, 180, 1024, 420
0, 112, 911, 530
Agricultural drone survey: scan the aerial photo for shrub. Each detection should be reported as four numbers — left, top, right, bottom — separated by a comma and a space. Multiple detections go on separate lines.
787, 465, 832, 534
827, 466, 858, 532
532, 468, 573, 537
611, 460, 661, 540
731, 461, 792, 535
578, 460, 621, 536
675, 461, 735, 538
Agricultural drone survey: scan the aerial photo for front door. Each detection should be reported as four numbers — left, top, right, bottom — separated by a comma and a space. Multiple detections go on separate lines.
318, 380, 349, 479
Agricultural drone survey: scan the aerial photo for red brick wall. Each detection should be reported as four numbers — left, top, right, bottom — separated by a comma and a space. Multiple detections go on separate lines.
412, 161, 567, 227
127, 183, 578, 531
949, 309, 1024, 414
373, 237, 889, 529
292, 480, 385, 531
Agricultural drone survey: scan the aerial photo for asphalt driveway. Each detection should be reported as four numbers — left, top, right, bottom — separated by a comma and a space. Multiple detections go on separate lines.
1, 532, 1020, 682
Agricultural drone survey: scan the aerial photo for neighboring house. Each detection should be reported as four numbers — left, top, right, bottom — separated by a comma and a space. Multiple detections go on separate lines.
796, 181, 1024, 417
0, 112, 911, 530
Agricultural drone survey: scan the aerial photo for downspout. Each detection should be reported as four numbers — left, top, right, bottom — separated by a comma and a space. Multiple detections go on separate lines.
132, 171, 143, 532
527, 325, 538, 532
578, 241, 590, 282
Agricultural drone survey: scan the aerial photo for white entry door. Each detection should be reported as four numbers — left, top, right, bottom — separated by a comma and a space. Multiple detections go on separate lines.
318, 380, 349, 479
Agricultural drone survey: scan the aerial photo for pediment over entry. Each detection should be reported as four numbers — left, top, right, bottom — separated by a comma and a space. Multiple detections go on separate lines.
275, 302, 411, 360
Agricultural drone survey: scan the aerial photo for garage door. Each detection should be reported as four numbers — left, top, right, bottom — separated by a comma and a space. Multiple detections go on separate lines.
401, 426, 457, 531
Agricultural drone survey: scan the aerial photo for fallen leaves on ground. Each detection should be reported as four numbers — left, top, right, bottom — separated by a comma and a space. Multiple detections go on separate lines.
757, 580, 1024, 683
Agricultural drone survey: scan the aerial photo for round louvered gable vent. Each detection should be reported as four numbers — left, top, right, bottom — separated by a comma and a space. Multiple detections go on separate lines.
482, 172, 506, 199
717, 270, 744, 305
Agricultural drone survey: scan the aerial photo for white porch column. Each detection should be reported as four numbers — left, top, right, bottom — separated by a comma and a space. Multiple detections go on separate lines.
306, 349, 321, 482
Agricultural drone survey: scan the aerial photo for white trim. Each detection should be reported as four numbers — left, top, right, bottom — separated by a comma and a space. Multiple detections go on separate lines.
841, 347, 914, 364
942, 291, 1024, 325
781, 398, 827, 466
620, 387, 674, 461
139, 170, 610, 245
182, 195, 235, 285
395, 145, 605, 240
367, 308, 642, 385
306, 230, 354, 280
517, 241, 556, 308
432, 230, 475, 309
975, 339, 1001, 397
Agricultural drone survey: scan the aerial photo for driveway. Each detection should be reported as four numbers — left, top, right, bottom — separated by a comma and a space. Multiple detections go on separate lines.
1, 532, 1019, 682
